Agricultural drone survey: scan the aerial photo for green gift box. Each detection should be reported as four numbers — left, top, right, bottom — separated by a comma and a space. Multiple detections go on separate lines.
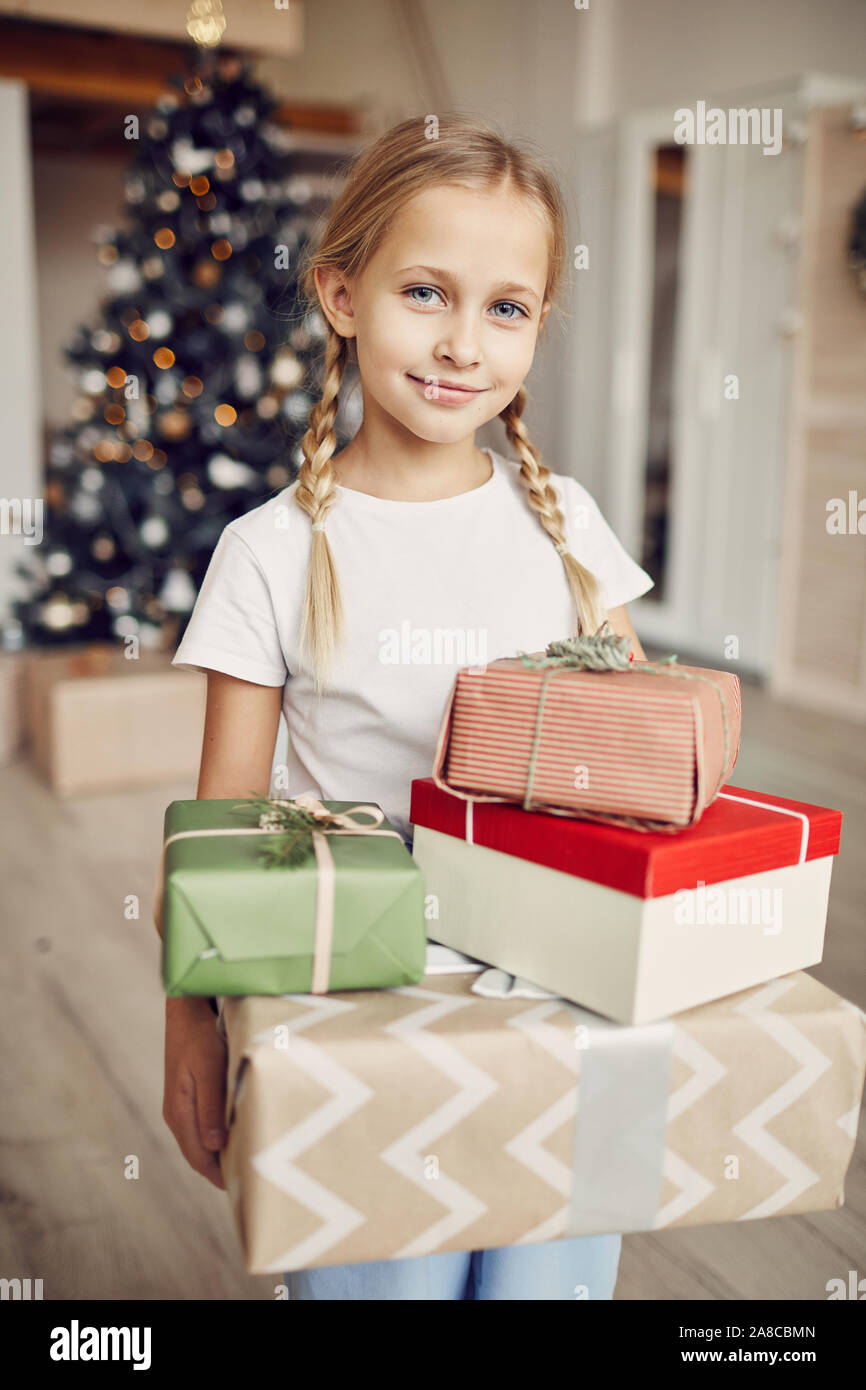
158, 794, 428, 996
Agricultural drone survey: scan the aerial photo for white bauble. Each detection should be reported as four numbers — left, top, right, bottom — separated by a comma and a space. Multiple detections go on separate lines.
107, 260, 142, 294
208, 454, 257, 489
159, 567, 197, 613
140, 515, 170, 548
171, 139, 215, 176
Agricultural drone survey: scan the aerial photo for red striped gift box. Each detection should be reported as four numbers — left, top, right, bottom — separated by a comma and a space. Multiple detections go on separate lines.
431, 656, 742, 830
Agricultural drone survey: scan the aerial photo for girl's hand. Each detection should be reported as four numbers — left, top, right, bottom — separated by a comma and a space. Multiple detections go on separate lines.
162, 669, 282, 1189
163, 995, 228, 1190
604, 604, 647, 661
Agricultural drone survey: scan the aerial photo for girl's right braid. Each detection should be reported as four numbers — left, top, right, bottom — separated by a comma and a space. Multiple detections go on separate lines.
295, 327, 349, 694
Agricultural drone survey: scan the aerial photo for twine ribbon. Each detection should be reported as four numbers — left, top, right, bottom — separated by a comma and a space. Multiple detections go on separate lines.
511, 625, 732, 832
430, 624, 734, 836
157, 793, 404, 993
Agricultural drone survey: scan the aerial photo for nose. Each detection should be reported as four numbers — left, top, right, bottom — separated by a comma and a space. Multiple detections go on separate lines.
434, 310, 482, 369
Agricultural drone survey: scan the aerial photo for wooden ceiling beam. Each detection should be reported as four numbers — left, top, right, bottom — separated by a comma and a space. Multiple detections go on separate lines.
0, 17, 360, 132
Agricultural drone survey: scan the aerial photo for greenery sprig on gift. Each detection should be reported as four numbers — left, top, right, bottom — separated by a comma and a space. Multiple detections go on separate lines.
231, 793, 324, 868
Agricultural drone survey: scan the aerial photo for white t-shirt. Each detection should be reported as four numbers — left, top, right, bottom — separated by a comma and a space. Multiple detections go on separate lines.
171, 445, 653, 844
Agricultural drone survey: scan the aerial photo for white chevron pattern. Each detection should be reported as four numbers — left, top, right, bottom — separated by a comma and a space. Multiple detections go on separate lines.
653, 1027, 727, 1227
502, 1001, 583, 1245
731, 979, 829, 1218
837, 1103, 861, 1141
656, 1150, 716, 1227
249, 994, 374, 1272
383, 986, 498, 1257
837, 1000, 866, 1141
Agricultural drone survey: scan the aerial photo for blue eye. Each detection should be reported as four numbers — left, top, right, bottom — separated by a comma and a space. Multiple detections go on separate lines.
403, 287, 528, 320
405, 286, 444, 306
492, 301, 526, 321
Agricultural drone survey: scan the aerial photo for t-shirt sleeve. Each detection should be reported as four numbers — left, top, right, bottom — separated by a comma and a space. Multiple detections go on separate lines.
171, 527, 289, 686
562, 476, 655, 610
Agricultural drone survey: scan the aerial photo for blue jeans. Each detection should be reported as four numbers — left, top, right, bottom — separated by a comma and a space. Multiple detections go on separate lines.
285, 1232, 622, 1300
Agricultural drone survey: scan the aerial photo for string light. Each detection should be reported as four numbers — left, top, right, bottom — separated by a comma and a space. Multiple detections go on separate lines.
186, 0, 227, 48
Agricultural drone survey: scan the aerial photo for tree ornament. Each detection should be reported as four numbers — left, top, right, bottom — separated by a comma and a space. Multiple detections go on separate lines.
270, 348, 304, 389
159, 567, 197, 613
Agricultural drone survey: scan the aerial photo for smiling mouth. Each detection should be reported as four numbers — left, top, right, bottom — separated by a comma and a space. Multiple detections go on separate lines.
407, 373, 487, 394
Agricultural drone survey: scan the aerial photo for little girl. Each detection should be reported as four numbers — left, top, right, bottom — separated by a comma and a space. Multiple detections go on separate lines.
164, 112, 653, 1300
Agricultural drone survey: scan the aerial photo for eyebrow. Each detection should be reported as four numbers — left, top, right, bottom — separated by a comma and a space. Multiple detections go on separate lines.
394, 264, 541, 305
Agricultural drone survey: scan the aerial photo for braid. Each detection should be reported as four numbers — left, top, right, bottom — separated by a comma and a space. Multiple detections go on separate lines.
500, 387, 606, 636
294, 327, 348, 695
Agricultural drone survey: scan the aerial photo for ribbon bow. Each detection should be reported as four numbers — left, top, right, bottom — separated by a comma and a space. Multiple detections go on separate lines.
237, 791, 389, 867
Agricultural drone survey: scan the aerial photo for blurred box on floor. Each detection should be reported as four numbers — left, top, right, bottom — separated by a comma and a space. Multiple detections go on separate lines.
24, 641, 206, 795
0, 650, 27, 766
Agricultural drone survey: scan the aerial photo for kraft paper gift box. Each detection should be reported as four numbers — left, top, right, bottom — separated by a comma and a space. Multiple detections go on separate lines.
218, 961, 866, 1274
431, 643, 742, 830
409, 779, 842, 1024
158, 795, 427, 996
24, 641, 206, 795
0, 649, 27, 766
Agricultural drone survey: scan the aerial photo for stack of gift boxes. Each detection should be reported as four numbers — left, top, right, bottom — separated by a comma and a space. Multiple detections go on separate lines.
157, 631, 866, 1275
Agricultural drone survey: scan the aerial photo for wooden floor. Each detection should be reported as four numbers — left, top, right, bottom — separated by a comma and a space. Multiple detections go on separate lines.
1, 666, 864, 1301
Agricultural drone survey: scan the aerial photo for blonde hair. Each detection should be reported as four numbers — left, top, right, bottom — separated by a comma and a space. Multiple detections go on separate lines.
295, 112, 605, 693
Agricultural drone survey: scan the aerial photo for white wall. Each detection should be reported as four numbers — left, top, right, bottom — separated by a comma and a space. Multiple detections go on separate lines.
0, 80, 42, 622
33, 153, 127, 429
603, 0, 866, 118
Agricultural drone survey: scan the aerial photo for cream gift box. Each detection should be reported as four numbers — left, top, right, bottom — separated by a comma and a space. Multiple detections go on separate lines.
217, 959, 866, 1274
409, 779, 842, 1025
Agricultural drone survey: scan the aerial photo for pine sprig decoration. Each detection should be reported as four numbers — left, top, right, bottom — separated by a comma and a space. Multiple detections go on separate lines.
231, 792, 324, 868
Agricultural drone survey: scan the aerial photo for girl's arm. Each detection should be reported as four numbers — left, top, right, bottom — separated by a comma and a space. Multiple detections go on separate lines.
195, 669, 284, 799
604, 603, 647, 661
163, 670, 283, 1190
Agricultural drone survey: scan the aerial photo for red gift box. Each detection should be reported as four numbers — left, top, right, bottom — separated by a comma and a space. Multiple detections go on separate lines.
411, 779, 841, 895
409, 779, 843, 1022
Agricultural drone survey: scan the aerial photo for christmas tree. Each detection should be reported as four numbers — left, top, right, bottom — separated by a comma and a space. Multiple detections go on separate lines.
9, 51, 356, 653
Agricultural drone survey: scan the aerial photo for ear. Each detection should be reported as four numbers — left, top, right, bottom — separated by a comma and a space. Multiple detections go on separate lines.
538, 300, 551, 333
314, 266, 357, 340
